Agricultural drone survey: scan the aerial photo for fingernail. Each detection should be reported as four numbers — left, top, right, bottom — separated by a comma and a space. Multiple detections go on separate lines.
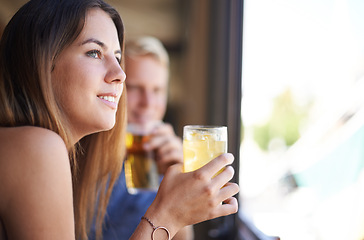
226, 153, 234, 162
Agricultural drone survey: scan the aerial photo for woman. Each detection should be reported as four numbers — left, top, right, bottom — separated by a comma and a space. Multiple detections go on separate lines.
0, 0, 239, 239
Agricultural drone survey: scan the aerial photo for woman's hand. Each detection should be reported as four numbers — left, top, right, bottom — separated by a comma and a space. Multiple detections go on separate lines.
143, 153, 239, 237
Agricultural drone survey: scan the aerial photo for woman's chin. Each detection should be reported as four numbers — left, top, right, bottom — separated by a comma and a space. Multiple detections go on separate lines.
92, 120, 116, 134
104, 119, 116, 131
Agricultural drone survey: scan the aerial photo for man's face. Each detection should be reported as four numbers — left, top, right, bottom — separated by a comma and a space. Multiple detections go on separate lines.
125, 55, 168, 124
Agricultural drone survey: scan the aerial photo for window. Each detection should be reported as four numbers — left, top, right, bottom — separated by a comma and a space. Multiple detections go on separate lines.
241, 0, 364, 239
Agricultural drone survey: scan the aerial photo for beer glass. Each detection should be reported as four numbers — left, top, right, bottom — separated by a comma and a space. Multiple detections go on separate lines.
124, 123, 160, 194
183, 125, 228, 174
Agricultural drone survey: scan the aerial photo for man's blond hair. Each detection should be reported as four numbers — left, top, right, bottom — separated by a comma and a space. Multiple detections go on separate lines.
125, 36, 169, 67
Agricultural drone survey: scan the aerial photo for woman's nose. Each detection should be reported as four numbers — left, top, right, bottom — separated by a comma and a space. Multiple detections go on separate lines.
105, 58, 126, 84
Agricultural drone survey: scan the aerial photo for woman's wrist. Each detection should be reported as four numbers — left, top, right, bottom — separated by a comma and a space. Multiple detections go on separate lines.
144, 202, 180, 238
141, 216, 170, 240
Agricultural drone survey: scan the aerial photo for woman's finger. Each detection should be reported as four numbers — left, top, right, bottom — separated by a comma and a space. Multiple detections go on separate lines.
219, 197, 239, 216
210, 166, 235, 188
196, 153, 234, 180
218, 182, 240, 202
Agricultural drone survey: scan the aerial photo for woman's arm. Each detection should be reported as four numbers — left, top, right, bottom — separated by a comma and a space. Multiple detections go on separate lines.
130, 153, 239, 239
172, 225, 194, 240
0, 127, 75, 239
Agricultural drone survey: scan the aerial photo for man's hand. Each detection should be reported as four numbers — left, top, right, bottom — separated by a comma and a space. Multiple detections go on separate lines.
143, 122, 183, 174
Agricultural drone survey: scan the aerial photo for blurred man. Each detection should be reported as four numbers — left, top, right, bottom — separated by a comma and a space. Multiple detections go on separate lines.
90, 36, 193, 240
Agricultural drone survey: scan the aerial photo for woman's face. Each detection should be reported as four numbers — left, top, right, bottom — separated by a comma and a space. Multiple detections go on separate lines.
52, 8, 125, 141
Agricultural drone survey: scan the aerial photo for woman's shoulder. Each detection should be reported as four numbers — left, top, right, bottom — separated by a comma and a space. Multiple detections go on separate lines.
0, 125, 64, 143
0, 126, 69, 180
0, 126, 70, 180
0, 126, 67, 157
0, 126, 75, 239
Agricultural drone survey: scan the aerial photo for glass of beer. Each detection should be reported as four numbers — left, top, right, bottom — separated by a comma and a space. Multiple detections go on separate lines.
124, 123, 160, 194
183, 125, 228, 175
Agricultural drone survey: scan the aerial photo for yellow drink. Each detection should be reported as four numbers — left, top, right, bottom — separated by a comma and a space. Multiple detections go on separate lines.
183, 125, 227, 173
124, 133, 159, 192
124, 123, 160, 194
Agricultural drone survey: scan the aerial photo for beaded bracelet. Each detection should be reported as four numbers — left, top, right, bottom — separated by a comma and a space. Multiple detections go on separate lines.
141, 216, 171, 240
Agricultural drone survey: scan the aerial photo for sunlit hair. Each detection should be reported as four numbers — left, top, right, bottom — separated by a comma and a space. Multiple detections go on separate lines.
125, 36, 169, 68
0, 0, 126, 239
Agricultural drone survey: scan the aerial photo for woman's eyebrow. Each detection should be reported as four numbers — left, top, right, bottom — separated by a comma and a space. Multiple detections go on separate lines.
81, 38, 121, 54
81, 38, 105, 48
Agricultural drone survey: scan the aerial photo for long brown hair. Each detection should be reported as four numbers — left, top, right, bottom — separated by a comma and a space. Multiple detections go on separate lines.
0, 0, 126, 239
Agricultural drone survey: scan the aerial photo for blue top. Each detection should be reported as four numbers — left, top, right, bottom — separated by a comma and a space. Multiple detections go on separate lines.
89, 168, 157, 240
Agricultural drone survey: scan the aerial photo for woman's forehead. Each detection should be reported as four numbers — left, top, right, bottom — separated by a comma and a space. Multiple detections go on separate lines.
76, 8, 120, 48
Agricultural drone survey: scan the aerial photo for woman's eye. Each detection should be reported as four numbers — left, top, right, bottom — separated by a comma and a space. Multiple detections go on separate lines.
87, 50, 102, 59
116, 56, 121, 64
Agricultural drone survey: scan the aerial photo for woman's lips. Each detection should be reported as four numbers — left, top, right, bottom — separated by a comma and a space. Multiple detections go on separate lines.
98, 94, 118, 109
